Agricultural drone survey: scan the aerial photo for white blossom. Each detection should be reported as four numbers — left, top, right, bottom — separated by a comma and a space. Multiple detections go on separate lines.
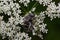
36, 0, 52, 6
1, 0, 60, 40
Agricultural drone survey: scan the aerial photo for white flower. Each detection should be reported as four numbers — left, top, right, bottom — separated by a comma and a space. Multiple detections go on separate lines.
31, 7, 36, 12
1, 0, 59, 40
36, 0, 52, 6
19, 0, 30, 6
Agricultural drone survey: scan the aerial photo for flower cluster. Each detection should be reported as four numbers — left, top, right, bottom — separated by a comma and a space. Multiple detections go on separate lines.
0, 0, 31, 40
32, 12, 48, 39
36, 0, 52, 6
19, 0, 30, 6
0, 0, 60, 40
45, 2, 60, 20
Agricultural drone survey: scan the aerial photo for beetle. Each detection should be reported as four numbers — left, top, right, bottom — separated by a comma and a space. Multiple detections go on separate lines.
22, 13, 35, 32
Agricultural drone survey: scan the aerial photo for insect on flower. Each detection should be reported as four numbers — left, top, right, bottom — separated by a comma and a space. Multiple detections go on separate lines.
22, 13, 35, 32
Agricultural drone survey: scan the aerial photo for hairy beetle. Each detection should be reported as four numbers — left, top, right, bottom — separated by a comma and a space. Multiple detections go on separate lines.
22, 13, 35, 32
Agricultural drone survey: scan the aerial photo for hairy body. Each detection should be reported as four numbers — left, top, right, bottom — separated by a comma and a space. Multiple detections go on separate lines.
22, 13, 35, 32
